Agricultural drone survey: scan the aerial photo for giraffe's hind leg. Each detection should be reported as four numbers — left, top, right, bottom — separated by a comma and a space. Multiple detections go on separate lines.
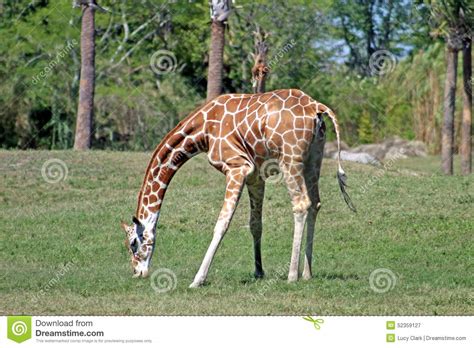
280, 159, 311, 282
302, 139, 324, 280
190, 166, 251, 288
246, 174, 265, 278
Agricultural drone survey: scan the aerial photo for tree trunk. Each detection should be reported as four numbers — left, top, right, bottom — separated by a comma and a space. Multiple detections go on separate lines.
364, 0, 376, 72
461, 40, 472, 175
74, 3, 96, 150
441, 47, 458, 175
206, 19, 225, 101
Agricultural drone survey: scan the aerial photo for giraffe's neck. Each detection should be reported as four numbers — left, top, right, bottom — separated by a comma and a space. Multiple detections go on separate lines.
135, 111, 207, 224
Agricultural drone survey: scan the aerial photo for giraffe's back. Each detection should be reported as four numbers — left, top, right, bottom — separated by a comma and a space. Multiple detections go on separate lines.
202, 89, 319, 172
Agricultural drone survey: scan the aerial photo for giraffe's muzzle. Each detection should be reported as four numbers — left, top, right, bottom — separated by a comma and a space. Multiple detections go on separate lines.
132, 269, 149, 278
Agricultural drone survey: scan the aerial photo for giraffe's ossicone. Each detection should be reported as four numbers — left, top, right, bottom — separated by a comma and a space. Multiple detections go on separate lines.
121, 89, 355, 286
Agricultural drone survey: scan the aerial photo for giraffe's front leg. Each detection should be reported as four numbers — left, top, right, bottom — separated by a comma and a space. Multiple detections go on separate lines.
189, 167, 249, 288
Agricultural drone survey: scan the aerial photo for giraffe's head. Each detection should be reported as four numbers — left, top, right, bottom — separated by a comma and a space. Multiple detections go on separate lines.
120, 216, 154, 278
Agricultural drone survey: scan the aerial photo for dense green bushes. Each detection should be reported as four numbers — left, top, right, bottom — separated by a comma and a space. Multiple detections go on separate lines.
0, 0, 467, 153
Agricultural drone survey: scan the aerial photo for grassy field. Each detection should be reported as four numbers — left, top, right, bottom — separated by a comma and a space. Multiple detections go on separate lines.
0, 150, 472, 315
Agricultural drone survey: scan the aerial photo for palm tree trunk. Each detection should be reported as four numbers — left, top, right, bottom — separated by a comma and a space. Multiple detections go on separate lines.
461, 40, 472, 175
74, 3, 96, 150
441, 47, 458, 175
206, 19, 225, 101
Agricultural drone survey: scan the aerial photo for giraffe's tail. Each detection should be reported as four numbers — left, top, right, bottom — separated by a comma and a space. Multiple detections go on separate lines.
317, 105, 357, 213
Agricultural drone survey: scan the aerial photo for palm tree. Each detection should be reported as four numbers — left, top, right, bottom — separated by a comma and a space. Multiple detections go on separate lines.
428, 0, 473, 175
74, 0, 97, 150
206, 0, 231, 101
440, 34, 460, 176
461, 36, 472, 175
460, 8, 472, 175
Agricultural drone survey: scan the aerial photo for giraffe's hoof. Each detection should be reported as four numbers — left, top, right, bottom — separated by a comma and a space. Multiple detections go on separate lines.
189, 280, 205, 288
302, 272, 312, 280
254, 270, 265, 279
288, 273, 298, 282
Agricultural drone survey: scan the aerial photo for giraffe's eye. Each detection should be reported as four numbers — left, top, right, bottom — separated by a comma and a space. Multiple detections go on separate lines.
130, 238, 138, 254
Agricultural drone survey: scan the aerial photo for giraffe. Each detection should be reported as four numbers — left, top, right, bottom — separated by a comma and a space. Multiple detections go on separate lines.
121, 88, 356, 288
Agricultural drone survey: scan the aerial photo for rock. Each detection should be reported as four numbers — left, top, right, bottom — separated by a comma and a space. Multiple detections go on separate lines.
383, 135, 406, 147
333, 150, 381, 166
351, 137, 427, 161
397, 141, 427, 158
323, 137, 427, 164
351, 143, 388, 160
323, 140, 349, 158
384, 147, 408, 160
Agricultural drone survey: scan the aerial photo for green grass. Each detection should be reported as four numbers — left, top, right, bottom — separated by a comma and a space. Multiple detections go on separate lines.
0, 150, 472, 315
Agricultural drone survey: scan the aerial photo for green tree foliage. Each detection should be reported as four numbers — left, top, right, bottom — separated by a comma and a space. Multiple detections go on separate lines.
357, 111, 374, 144
426, 0, 473, 49
329, 0, 414, 75
0, 0, 469, 152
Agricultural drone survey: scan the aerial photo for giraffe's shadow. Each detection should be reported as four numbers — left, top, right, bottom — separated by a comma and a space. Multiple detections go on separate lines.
239, 273, 271, 285
315, 271, 360, 281
239, 271, 360, 284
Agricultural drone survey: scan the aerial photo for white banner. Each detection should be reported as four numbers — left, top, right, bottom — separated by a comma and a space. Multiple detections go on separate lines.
1, 316, 472, 347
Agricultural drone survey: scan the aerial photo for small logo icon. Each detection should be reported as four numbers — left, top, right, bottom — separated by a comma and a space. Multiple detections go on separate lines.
259, 159, 284, 184
369, 268, 397, 293
150, 268, 177, 293
386, 333, 396, 343
41, 158, 68, 184
150, 49, 178, 75
8, 316, 32, 343
303, 316, 324, 330
386, 321, 396, 330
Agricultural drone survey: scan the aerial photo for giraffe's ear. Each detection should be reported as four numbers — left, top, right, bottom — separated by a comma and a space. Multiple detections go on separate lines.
120, 221, 129, 232
132, 216, 142, 227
